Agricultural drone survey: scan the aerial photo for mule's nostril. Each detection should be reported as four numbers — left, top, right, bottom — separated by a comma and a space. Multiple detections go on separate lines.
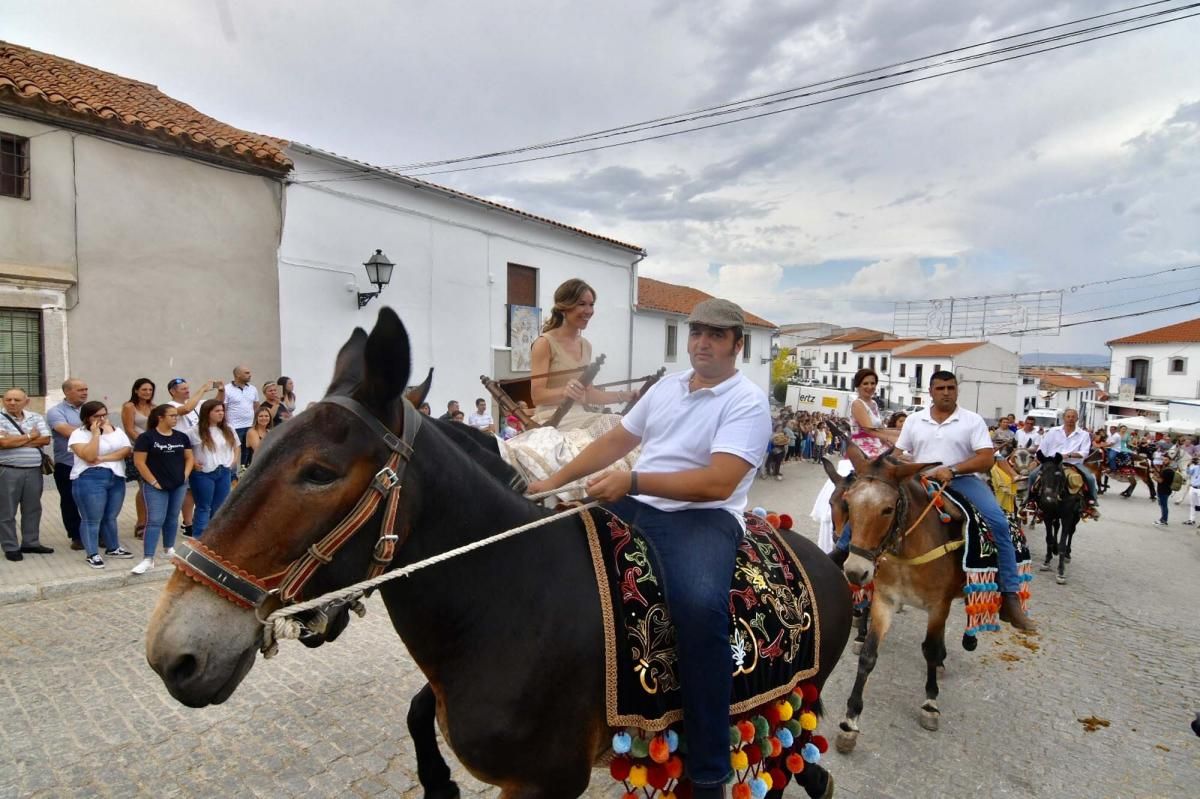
165, 653, 199, 685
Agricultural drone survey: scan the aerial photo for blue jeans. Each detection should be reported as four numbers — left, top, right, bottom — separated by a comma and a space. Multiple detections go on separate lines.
949, 476, 1020, 593
1158, 490, 1170, 523
607, 497, 742, 788
189, 467, 232, 538
801, 437, 812, 460
1106, 449, 1119, 470
72, 468, 125, 557
143, 482, 186, 557
236, 427, 251, 467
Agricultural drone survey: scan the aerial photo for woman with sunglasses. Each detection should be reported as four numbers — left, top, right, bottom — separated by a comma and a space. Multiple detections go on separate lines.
67, 402, 135, 568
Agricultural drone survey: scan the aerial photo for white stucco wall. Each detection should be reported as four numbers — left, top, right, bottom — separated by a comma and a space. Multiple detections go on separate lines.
278, 148, 639, 410
1109, 342, 1200, 399
0, 111, 283, 407
631, 310, 773, 396
954, 343, 1020, 420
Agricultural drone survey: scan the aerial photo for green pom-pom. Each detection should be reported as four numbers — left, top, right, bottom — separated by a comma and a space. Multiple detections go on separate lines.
757, 735, 772, 755
752, 716, 770, 739
787, 693, 802, 712
630, 736, 650, 758
785, 720, 802, 737
730, 725, 743, 748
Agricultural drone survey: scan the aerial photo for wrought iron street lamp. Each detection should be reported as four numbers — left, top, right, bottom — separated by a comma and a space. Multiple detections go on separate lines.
358, 249, 394, 308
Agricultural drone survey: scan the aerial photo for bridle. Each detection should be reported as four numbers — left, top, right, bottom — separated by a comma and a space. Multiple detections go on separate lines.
846, 474, 952, 564
172, 395, 423, 617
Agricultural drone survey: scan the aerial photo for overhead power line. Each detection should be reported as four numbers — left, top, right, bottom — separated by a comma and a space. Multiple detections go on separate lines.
291, 1, 1200, 182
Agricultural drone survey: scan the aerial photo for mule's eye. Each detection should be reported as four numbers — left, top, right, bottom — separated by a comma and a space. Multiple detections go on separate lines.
301, 464, 339, 485
880, 507, 894, 515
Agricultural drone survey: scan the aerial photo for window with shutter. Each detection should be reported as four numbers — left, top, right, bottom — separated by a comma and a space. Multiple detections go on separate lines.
0, 309, 44, 395
0, 133, 31, 200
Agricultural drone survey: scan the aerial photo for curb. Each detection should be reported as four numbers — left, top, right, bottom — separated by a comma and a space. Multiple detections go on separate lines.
0, 566, 171, 606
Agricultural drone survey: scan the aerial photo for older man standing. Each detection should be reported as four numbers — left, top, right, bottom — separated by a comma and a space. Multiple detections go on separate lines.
0, 388, 53, 560
529, 298, 770, 798
46, 378, 87, 549
224, 366, 258, 468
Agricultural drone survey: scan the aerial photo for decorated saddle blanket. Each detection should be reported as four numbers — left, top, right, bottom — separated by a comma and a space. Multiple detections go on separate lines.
581, 507, 820, 731
942, 486, 1033, 635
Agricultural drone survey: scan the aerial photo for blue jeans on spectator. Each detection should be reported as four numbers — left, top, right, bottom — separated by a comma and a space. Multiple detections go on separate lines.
72, 467, 125, 557
1158, 490, 1170, 523
189, 466, 232, 538
607, 496, 742, 789
143, 482, 186, 557
236, 427, 251, 467
801, 436, 813, 460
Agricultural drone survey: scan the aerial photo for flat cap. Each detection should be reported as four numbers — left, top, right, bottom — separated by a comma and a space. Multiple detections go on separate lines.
687, 298, 746, 328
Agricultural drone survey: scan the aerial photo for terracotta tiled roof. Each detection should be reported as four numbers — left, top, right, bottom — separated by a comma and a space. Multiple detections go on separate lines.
853, 338, 925, 352
289, 143, 643, 253
1107, 317, 1200, 346
636, 277, 776, 329
896, 341, 986, 358
1025, 370, 1100, 390
815, 328, 891, 345
0, 41, 290, 172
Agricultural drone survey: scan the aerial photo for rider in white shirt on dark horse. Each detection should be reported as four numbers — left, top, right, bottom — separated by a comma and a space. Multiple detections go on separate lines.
1029, 408, 1099, 517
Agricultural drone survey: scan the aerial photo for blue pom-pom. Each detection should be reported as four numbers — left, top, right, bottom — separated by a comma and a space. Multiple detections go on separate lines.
802, 742, 821, 764
665, 729, 679, 753
777, 728, 794, 748
613, 731, 632, 754
752, 506, 767, 518
750, 777, 770, 799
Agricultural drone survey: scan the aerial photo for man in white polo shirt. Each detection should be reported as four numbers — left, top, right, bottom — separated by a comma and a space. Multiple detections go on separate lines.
224, 365, 258, 467
1015, 416, 1041, 450
529, 298, 770, 798
894, 371, 1036, 632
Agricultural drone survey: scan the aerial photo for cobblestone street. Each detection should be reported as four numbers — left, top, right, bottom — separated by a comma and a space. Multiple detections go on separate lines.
1, 460, 1197, 798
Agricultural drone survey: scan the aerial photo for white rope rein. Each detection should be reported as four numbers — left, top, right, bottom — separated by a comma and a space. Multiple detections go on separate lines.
261, 485, 597, 649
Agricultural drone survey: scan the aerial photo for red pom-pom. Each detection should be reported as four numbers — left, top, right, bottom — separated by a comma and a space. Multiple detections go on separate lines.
623, 793, 638, 799
764, 705, 781, 726
666, 755, 684, 780
779, 514, 793, 530
769, 737, 783, 757
745, 743, 762, 766
800, 683, 820, 705
647, 764, 670, 790
732, 784, 752, 799
738, 720, 756, 743
769, 768, 788, 789
610, 756, 632, 782
785, 753, 805, 774
649, 736, 671, 764
766, 512, 781, 528
812, 735, 829, 753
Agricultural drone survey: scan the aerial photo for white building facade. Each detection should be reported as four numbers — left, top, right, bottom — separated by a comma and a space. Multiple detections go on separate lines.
279, 145, 644, 410
889, 342, 1021, 419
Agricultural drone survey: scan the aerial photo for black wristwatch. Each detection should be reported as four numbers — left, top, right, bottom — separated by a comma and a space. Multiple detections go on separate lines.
948, 466, 958, 478
629, 471, 639, 495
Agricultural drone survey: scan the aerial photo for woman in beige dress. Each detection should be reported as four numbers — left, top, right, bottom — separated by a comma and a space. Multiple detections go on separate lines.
529, 278, 634, 429
121, 378, 154, 538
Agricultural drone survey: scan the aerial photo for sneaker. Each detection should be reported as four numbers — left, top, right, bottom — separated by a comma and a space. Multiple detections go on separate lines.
130, 558, 154, 575
775, 475, 783, 481
1153, 519, 1167, 526
105, 547, 135, 559
1183, 520, 1195, 526
85, 554, 105, 569
182, 524, 194, 538
165, 547, 176, 559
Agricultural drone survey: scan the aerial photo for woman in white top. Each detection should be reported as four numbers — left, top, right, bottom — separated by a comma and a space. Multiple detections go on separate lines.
849, 368, 897, 460
186, 399, 240, 538
68, 401, 135, 568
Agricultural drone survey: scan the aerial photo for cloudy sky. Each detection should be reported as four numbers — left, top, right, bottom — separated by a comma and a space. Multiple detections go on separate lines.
8, 0, 1199, 354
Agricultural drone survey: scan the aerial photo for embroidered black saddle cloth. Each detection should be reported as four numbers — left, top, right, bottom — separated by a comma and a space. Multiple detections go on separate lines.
582, 507, 820, 731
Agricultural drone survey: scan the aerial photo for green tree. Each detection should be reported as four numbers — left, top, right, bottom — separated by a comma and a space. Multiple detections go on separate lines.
771, 348, 797, 387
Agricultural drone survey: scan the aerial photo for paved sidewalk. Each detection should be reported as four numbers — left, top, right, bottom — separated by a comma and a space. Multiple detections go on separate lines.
0, 484, 170, 605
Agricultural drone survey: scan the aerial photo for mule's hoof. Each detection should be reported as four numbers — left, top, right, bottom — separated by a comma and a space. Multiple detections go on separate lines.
1056, 574, 1067, 585
835, 729, 858, 753
1064, 553, 1072, 563
919, 708, 940, 731
425, 782, 460, 799
851, 640, 863, 655
962, 633, 977, 651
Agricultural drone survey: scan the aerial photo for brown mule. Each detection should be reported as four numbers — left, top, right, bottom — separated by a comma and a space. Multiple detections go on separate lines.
829, 444, 973, 753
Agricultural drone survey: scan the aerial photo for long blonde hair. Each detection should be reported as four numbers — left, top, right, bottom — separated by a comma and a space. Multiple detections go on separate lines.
541, 278, 596, 333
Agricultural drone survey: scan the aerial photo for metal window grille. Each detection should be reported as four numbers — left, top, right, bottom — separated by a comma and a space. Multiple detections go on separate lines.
665, 323, 677, 360
0, 133, 30, 200
0, 309, 45, 395
742, 333, 752, 362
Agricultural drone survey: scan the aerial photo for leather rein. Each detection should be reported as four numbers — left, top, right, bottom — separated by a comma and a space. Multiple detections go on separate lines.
847, 474, 960, 566
172, 395, 422, 618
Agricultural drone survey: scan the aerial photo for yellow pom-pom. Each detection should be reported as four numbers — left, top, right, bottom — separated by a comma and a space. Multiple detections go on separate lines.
663, 794, 676, 799
628, 765, 648, 788
800, 711, 818, 731
731, 750, 749, 771
776, 700, 793, 721
761, 772, 773, 790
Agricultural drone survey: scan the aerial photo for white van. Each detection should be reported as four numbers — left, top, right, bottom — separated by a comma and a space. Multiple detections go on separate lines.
1026, 409, 1062, 430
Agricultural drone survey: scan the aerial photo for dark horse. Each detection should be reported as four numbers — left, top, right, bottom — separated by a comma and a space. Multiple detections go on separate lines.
145, 308, 851, 799
1033, 453, 1082, 585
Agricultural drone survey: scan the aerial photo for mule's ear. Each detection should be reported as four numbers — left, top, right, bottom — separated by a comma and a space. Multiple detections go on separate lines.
357, 307, 412, 413
1036, 451, 1047, 463
821, 457, 842, 485
405, 368, 434, 407
1053, 453, 1063, 464
845, 441, 869, 473
890, 460, 940, 483
326, 328, 368, 397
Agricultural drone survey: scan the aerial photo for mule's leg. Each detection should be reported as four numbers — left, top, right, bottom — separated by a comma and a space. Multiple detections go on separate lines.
851, 598, 870, 654
407, 684, 460, 799
919, 601, 951, 731
837, 596, 896, 753
1041, 520, 1056, 571
794, 761, 836, 799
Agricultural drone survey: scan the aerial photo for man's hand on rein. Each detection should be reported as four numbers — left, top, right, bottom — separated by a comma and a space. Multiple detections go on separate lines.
928, 466, 955, 484
585, 470, 633, 503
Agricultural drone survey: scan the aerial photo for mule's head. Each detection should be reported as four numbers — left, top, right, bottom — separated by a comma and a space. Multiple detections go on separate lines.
840, 443, 937, 585
146, 308, 421, 707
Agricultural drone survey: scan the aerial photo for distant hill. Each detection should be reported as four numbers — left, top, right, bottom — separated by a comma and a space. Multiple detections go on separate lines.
1020, 352, 1110, 368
